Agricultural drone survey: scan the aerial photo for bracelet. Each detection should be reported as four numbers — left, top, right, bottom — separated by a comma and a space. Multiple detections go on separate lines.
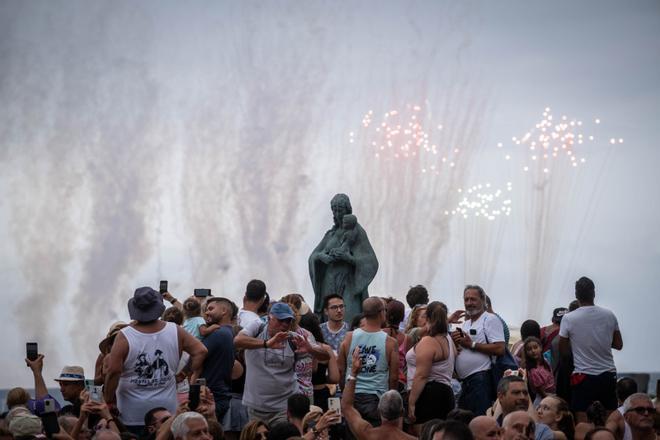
263, 340, 267, 349
347, 374, 357, 382
170, 298, 178, 304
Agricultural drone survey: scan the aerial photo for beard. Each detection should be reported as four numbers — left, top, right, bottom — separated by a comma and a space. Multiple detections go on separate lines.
465, 306, 485, 317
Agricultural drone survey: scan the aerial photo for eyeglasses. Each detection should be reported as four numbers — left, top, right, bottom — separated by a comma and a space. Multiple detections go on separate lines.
627, 406, 655, 415
328, 304, 345, 311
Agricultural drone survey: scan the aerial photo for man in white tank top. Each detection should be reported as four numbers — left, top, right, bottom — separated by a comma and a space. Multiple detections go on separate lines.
104, 287, 208, 433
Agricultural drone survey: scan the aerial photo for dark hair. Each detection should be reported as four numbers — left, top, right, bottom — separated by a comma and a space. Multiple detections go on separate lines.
446, 408, 475, 425
299, 313, 325, 344
420, 419, 444, 440
520, 319, 541, 340
616, 377, 638, 402
323, 294, 344, 310
207, 419, 224, 440
386, 299, 405, 328
464, 285, 486, 301
228, 300, 239, 320
267, 421, 300, 440
287, 394, 310, 420
144, 407, 169, 426
428, 420, 474, 440
428, 304, 449, 336
162, 307, 183, 325
406, 285, 429, 308
497, 375, 526, 395
183, 297, 201, 318
206, 297, 234, 310
584, 427, 615, 440
522, 336, 549, 370
257, 293, 270, 315
575, 276, 595, 302
586, 401, 607, 427
569, 300, 580, 312
245, 279, 267, 302
350, 313, 364, 330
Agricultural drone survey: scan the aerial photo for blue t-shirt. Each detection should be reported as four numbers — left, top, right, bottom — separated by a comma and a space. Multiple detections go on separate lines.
202, 325, 234, 402
183, 316, 206, 340
320, 321, 349, 353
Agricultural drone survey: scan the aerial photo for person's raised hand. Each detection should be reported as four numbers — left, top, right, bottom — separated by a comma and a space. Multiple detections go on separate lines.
448, 310, 466, 324
292, 334, 313, 354
196, 386, 216, 420
351, 346, 362, 376
316, 409, 341, 431
267, 332, 289, 349
25, 354, 44, 373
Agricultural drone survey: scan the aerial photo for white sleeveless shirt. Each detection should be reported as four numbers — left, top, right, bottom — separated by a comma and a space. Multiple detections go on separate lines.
117, 322, 179, 426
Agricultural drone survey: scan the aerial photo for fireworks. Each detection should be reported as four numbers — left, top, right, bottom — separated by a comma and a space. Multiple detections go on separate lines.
498, 107, 623, 174
445, 182, 513, 220
349, 104, 459, 174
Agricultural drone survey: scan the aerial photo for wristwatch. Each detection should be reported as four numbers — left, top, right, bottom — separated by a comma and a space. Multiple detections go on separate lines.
346, 374, 357, 382
471, 341, 477, 350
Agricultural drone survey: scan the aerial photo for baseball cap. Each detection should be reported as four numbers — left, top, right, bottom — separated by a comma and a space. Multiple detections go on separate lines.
270, 302, 295, 320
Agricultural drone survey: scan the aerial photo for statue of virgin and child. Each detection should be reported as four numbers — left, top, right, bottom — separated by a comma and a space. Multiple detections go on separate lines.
308, 194, 379, 322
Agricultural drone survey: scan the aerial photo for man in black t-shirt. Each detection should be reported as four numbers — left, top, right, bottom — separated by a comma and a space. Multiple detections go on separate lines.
202, 297, 236, 421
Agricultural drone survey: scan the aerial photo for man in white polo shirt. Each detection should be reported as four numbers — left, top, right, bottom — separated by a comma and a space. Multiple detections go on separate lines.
451, 285, 506, 416
559, 276, 623, 422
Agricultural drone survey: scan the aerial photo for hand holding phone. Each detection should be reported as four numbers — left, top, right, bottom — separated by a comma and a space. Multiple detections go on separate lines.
328, 397, 341, 417
159, 280, 168, 294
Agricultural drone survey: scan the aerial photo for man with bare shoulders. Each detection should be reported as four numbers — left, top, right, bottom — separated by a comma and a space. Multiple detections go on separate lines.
338, 297, 398, 427
104, 287, 208, 434
341, 347, 415, 440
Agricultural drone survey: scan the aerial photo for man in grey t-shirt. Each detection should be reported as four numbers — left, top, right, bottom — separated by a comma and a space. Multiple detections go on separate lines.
234, 302, 324, 425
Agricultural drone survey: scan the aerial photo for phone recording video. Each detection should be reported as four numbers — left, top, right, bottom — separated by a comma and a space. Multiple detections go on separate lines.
188, 384, 201, 410
159, 280, 168, 294
26, 342, 38, 361
194, 288, 211, 297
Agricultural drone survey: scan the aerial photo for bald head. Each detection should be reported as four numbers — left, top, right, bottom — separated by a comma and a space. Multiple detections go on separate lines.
470, 416, 501, 440
363, 297, 384, 318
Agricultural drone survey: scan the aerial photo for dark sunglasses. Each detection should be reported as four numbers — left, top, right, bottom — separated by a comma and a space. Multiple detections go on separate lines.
627, 406, 655, 415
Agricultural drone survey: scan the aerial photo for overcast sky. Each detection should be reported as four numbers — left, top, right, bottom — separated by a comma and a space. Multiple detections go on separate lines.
1, 0, 658, 388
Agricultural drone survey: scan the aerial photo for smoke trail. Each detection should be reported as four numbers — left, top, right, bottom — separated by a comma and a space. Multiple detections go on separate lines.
0, 2, 90, 367
181, 3, 335, 295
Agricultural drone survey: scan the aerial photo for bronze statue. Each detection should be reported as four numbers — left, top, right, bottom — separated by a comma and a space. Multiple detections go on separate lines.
309, 194, 378, 322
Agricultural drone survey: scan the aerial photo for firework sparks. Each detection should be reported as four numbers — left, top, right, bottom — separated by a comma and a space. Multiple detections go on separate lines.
349, 104, 459, 174
498, 108, 623, 174
445, 182, 513, 220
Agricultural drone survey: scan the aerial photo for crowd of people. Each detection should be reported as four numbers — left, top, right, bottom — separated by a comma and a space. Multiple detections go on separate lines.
2, 276, 659, 440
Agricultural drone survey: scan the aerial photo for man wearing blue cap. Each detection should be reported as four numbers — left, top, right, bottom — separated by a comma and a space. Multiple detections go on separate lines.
235, 302, 325, 424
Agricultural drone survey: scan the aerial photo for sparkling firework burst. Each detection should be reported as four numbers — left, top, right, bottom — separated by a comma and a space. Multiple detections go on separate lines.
498, 107, 624, 174
349, 104, 459, 174
445, 182, 513, 220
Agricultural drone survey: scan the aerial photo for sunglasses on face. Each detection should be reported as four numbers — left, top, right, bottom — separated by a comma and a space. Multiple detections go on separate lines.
277, 318, 293, 324
627, 406, 655, 415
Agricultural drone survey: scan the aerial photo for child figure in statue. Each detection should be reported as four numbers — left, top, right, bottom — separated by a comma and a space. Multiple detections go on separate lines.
327, 214, 358, 259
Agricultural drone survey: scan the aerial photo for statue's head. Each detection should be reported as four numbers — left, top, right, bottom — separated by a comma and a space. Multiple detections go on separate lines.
341, 214, 357, 230
330, 194, 352, 227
